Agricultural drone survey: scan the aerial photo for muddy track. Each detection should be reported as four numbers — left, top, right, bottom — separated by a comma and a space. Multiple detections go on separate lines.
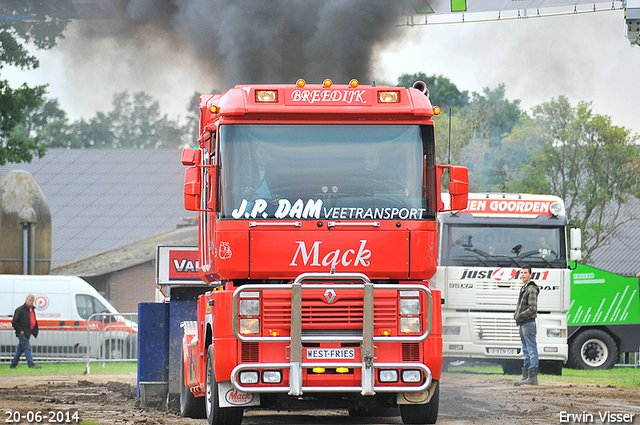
1, 372, 639, 425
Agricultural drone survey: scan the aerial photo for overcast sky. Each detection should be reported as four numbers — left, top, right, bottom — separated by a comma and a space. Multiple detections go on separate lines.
4, 6, 639, 135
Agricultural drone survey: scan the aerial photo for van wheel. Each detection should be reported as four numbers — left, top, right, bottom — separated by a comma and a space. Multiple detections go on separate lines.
180, 349, 205, 418
205, 346, 243, 425
102, 340, 127, 360
399, 381, 439, 424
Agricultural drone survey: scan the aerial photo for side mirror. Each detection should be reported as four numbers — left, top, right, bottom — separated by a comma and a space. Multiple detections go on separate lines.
437, 165, 469, 212
569, 228, 582, 262
184, 166, 201, 211
182, 148, 202, 166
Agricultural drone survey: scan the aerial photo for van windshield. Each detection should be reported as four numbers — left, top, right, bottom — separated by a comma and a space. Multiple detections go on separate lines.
76, 295, 109, 320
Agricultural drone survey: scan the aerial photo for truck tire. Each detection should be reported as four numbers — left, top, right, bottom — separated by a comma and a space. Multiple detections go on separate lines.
180, 349, 205, 418
399, 381, 439, 425
539, 360, 563, 376
501, 360, 522, 375
205, 345, 243, 425
569, 329, 618, 370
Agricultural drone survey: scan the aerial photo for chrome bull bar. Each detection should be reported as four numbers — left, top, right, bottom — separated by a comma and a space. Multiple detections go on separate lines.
231, 272, 434, 396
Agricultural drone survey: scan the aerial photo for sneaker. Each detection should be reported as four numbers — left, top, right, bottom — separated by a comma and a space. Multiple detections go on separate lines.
10, 365, 16, 369
28, 364, 41, 369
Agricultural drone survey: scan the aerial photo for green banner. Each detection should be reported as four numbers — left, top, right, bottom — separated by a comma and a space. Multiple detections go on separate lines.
569, 264, 640, 325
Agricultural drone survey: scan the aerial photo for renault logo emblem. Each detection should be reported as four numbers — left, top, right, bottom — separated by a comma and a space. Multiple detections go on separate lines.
324, 289, 337, 304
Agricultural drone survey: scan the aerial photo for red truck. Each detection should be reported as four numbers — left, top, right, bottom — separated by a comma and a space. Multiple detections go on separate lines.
178, 79, 468, 425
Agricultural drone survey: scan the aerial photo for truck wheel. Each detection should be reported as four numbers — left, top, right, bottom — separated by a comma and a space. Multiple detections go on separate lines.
205, 346, 243, 425
501, 360, 522, 375
399, 381, 439, 425
539, 360, 563, 376
569, 329, 618, 370
180, 349, 205, 418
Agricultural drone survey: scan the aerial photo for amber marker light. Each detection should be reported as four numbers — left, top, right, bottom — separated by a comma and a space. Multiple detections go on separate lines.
296, 79, 306, 88
349, 79, 359, 88
256, 90, 278, 102
433, 106, 441, 115
323, 79, 332, 88
381, 329, 391, 336
378, 91, 399, 103
209, 106, 217, 114
269, 330, 280, 337
312, 367, 326, 374
336, 367, 350, 374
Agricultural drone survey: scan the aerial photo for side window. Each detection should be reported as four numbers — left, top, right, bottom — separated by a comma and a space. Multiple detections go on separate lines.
76, 295, 110, 319
76, 295, 92, 319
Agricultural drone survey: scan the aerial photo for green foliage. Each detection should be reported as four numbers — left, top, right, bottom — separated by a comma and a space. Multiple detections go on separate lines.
505, 96, 640, 262
0, 81, 47, 165
47, 91, 188, 149
397, 73, 469, 110
441, 84, 523, 191
0, 2, 68, 165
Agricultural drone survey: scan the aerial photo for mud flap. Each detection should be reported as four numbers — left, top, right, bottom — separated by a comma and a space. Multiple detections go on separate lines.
397, 380, 438, 405
217, 381, 260, 408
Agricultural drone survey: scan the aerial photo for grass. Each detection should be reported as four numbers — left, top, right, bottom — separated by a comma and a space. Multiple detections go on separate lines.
1, 361, 137, 376
445, 362, 640, 388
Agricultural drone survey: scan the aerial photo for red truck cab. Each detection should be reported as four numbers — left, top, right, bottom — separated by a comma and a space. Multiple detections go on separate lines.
179, 80, 468, 425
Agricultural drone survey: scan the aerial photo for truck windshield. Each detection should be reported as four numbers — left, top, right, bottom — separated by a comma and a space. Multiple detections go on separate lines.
219, 124, 431, 220
441, 225, 566, 268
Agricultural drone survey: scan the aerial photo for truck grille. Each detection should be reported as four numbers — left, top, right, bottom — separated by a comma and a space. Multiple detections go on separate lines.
472, 317, 520, 342
262, 289, 397, 332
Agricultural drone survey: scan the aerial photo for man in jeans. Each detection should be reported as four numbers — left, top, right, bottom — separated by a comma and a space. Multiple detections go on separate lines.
10, 294, 41, 369
513, 265, 539, 386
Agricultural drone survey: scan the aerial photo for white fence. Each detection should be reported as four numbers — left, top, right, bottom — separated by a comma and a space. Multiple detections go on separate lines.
0, 313, 138, 364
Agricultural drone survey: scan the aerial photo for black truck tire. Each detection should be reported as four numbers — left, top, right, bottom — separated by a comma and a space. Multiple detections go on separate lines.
399, 381, 439, 424
180, 349, 206, 418
205, 345, 243, 425
569, 329, 618, 370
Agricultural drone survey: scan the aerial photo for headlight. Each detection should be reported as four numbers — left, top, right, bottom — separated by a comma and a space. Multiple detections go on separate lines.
239, 371, 259, 384
400, 298, 420, 315
239, 318, 260, 335
262, 371, 282, 384
443, 326, 461, 335
550, 202, 563, 216
240, 299, 260, 316
547, 328, 566, 338
379, 370, 399, 383
400, 317, 420, 333
402, 370, 422, 383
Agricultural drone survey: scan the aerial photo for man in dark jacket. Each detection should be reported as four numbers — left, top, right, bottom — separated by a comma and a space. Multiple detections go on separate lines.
10, 294, 41, 369
513, 265, 539, 386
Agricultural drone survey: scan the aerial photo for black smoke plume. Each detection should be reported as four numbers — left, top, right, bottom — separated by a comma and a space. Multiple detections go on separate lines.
80, 0, 405, 88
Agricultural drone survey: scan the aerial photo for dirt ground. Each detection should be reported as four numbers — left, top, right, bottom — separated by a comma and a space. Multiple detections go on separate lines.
1, 371, 639, 425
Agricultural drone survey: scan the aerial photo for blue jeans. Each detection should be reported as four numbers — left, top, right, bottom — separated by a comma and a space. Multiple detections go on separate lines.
519, 321, 538, 369
11, 333, 35, 367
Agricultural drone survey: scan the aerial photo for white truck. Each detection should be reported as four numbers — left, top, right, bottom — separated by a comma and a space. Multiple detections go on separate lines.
436, 193, 581, 375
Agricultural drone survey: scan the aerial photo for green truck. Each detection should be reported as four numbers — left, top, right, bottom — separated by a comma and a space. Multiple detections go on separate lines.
568, 264, 640, 369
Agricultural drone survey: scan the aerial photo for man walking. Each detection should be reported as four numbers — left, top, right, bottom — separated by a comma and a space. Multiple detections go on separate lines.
513, 265, 539, 386
10, 294, 41, 369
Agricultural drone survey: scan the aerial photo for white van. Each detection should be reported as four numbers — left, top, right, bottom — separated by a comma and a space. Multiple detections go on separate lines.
0, 275, 137, 361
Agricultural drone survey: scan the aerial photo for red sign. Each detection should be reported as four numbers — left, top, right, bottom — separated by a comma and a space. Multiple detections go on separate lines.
463, 199, 554, 215
284, 88, 373, 106
157, 246, 202, 284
